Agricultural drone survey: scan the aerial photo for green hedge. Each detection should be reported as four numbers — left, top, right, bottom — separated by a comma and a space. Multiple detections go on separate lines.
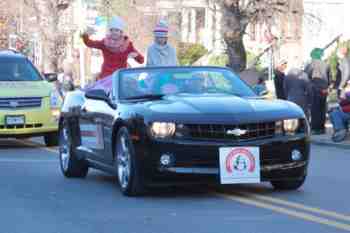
208, 54, 228, 66
207, 51, 263, 70
177, 43, 208, 65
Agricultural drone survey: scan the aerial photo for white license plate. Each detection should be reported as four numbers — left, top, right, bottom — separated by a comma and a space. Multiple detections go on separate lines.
5, 115, 25, 125
219, 147, 261, 184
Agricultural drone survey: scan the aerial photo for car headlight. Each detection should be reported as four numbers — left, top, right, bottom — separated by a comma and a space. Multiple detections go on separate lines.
51, 108, 61, 119
150, 122, 176, 138
283, 119, 299, 134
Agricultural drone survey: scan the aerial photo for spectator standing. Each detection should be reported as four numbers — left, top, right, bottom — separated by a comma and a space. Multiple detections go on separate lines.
274, 59, 288, 99
305, 48, 331, 134
284, 68, 313, 120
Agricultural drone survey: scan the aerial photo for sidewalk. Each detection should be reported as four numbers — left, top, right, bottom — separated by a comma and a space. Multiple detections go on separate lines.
310, 123, 350, 149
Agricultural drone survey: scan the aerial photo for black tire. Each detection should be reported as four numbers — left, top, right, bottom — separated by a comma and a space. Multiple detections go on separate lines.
271, 176, 306, 190
44, 132, 59, 146
59, 118, 88, 178
115, 127, 145, 196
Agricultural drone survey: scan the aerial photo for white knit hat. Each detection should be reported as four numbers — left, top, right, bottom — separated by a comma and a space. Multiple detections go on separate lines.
108, 16, 125, 31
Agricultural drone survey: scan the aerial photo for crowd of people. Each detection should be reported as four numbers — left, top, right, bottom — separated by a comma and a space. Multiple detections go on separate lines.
55, 15, 350, 142
273, 48, 350, 142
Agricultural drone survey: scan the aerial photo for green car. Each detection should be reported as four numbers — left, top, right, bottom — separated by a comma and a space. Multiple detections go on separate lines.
0, 50, 61, 146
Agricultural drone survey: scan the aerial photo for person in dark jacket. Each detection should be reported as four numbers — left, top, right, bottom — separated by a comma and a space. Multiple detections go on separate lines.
274, 59, 288, 99
305, 48, 331, 134
334, 62, 342, 98
329, 90, 350, 142
337, 47, 350, 98
284, 68, 313, 120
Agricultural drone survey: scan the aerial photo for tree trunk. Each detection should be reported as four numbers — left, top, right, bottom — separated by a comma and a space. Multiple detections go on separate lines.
220, 0, 248, 72
225, 37, 246, 72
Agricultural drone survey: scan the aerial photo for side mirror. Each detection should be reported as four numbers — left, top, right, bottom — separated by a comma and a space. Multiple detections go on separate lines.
44, 73, 58, 82
85, 89, 116, 109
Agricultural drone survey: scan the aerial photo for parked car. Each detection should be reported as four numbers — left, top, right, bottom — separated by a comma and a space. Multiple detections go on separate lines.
0, 50, 61, 146
59, 66, 310, 196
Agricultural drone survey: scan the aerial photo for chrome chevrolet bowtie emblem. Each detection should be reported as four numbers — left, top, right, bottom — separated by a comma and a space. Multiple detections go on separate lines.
9, 101, 19, 108
226, 128, 247, 136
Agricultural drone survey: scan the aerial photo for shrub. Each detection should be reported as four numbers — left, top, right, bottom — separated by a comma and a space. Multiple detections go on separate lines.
177, 43, 208, 65
208, 54, 228, 66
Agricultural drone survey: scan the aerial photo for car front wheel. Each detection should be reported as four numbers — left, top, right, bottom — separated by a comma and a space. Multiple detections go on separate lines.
270, 176, 306, 190
59, 119, 88, 178
44, 132, 59, 146
115, 127, 145, 196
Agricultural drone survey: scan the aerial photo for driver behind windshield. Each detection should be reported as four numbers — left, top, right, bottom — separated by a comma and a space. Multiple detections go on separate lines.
121, 76, 145, 98
185, 73, 205, 94
153, 73, 179, 95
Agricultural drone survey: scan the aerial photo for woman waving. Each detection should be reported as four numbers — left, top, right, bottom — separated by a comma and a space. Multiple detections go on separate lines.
81, 16, 144, 80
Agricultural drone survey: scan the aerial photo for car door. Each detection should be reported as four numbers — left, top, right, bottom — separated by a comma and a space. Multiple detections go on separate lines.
78, 98, 107, 162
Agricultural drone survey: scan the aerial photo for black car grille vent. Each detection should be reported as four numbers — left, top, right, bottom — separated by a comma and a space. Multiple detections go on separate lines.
185, 122, 276, 141
0, 97, 42, 109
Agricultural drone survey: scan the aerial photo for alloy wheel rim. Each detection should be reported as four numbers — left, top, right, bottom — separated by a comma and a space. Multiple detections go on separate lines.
117, 135, 131, 189
60, 127, 70, 171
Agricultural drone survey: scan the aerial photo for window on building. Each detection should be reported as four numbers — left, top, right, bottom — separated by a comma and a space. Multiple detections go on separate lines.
196, 8, 205, 44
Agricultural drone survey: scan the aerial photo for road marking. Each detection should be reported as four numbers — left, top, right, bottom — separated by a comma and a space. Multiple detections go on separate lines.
239, 191, 350, 222
12, 139, 350, 231
216, 192, 350, 232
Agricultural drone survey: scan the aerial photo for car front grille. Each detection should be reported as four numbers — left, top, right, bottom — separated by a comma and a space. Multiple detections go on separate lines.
185, 122, 276, 141
0, 97, 42, 109
0, 123, 43, 129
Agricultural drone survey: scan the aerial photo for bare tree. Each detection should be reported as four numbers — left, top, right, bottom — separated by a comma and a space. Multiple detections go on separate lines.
0, 0, 20, 48
23, 0, 74, 72
218, 0, 295, 72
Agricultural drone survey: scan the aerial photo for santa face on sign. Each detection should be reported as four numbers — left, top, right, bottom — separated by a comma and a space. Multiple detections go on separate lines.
226, 148, 256, 174
233, 155, 248, 172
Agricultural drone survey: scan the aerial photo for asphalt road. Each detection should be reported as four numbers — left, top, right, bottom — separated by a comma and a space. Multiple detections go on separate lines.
0, 138, 348, 233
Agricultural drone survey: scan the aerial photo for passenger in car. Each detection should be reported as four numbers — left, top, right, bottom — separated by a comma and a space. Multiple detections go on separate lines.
185, 74, 206, 94
146, 20, 178, 67
121, 76, 147, 98
81, 16, 144, 81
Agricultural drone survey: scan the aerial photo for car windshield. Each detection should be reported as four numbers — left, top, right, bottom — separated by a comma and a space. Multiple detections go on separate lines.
0, 58, 42, 81
118, 67, 256, 100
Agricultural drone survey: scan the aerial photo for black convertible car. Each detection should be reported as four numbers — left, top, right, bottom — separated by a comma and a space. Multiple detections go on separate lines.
59, 66, 310, 196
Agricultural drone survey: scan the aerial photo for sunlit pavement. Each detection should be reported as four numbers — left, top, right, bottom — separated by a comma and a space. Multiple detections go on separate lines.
0, 138, 348, 233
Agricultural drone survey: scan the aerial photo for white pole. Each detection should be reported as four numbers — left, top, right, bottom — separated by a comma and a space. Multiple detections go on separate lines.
80, 46, 85, 88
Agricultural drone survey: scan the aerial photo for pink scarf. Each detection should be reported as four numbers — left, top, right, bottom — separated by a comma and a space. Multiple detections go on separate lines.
103, 35, 129, 53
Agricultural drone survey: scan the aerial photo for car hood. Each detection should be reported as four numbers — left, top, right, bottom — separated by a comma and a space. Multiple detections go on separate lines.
0, 81, 53, 98
140, 94, 304, 124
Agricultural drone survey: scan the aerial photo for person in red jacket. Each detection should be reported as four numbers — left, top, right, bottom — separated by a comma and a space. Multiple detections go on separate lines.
329, 89, 350, 142
81, 16, 144, 81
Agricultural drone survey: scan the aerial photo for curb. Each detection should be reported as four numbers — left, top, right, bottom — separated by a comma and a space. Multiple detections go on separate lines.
311, 139, 350, 150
